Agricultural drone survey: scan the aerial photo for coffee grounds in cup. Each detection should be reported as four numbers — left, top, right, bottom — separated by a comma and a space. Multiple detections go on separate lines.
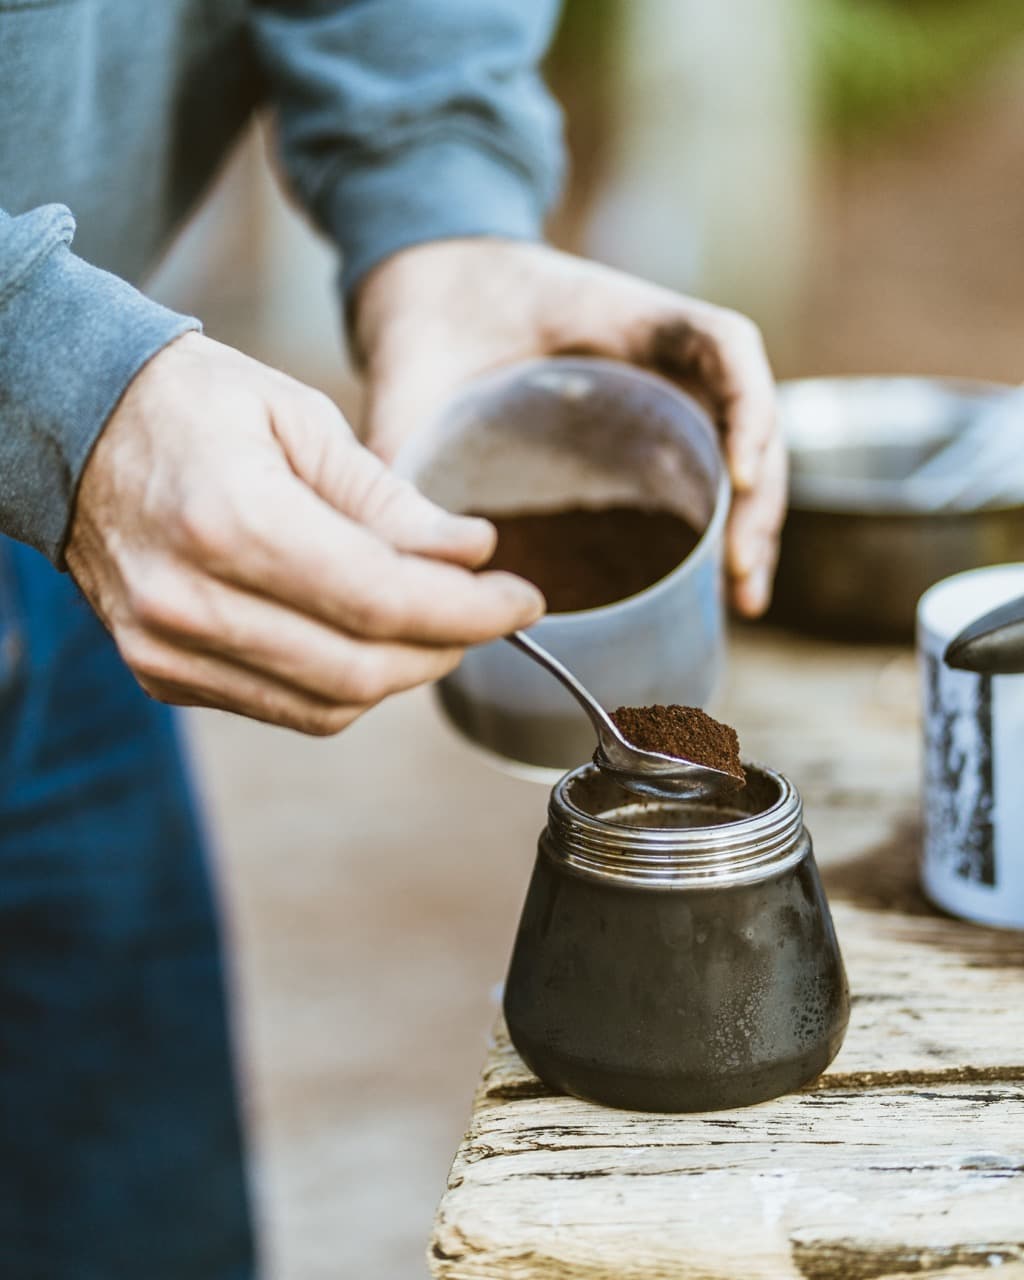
610, 704, 745, 781
474, 506, 700, 613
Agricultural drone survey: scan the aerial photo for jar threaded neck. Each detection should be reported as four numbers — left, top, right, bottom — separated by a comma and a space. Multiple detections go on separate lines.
545, 763, 806, 889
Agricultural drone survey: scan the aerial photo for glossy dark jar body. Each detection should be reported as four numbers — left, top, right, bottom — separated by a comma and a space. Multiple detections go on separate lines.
504, 764, 849, 1112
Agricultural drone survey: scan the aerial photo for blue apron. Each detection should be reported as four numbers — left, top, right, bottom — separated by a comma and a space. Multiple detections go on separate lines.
0, 537, 254, 1279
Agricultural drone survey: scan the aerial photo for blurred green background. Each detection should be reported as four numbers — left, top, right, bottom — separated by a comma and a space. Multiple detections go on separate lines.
810, 0, 1024, 141
549, 0, 1024, 147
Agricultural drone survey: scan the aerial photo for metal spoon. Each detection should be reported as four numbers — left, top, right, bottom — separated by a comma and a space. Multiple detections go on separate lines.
506, 630, 742, 799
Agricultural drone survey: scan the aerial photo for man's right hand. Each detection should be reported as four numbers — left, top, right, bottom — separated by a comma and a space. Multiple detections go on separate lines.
65, 333, 545, 735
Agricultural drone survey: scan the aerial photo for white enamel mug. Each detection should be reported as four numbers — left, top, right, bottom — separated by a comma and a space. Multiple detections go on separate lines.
918, 564, 1024, 928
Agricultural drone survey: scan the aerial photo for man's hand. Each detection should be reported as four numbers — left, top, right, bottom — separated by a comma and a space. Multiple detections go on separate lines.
355, 240, 784, 618
66, 333, 544, 734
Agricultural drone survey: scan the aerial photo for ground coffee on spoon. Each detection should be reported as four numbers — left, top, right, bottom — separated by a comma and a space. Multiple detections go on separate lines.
611, 704, 745, 782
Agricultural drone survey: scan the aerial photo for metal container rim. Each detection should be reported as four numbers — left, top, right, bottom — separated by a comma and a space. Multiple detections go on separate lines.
396, 354, 731, 622
545, 762, 807, 889
780, 374, 1022, 516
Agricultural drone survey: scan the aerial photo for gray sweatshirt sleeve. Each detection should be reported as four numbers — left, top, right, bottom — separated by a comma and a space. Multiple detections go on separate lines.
0, 204, 199, 564
248, 0, 565, 301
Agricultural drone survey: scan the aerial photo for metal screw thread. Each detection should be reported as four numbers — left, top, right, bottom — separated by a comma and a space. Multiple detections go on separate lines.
545, 762, 807, 889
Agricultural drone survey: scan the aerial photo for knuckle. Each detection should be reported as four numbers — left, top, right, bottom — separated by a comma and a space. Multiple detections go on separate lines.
297, 704, 356, 737
306, 387, 347, 427
137, 679, 176, 707
297, 716, 333, 738
133, 672, 167, 702
176, 491, 235, 560
346, 583, 408, 639
339, 652, 391, 706
720, 307, 757, 339
126, 573, 207, 639
288, 386, 350, 448
708, 306, 762, 355
436, 647, 465, 680
119, 630, 178, 685
354, 458, 399, 517
323, 705, 358, 735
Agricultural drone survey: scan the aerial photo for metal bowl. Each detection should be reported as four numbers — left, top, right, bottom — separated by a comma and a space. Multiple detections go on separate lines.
395, 358, 729, 773
772, 377, 1024, 641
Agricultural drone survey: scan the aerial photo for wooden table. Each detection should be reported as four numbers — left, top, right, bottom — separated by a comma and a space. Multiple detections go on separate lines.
430, 630, 1024, 1279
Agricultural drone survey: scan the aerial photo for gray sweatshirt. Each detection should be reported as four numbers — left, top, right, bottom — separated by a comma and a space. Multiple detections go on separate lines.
0, 0, 563, 564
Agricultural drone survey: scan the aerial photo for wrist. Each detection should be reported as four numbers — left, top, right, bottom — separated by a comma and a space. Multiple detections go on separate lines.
0, 208, 200, 565
352, 236, 547, 371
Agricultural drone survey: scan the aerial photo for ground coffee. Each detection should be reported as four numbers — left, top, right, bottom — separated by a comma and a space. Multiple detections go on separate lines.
474, 506, 700, 613
611, 704, 745, 781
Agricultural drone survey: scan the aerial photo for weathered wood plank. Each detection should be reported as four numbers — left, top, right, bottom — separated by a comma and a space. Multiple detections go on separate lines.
432, 1080, 1024, 1279
431, 631, 1024, 1279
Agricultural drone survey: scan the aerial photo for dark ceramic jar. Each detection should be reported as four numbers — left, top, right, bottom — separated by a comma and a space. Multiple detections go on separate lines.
504, 763, 849, 1112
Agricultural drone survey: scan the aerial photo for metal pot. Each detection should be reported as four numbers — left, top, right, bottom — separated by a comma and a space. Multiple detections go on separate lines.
504, 762, 849, 1111
395, 357, 729, 774
773, 377, 1024, 641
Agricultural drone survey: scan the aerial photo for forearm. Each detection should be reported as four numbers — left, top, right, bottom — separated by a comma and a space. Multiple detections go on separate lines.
0, 204, 198, 563
248, 0, 566, 303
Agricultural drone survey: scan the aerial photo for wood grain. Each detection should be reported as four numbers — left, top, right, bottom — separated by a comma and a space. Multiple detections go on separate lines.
434, 1079, 1024, 1280
430, 631, 1024, 1279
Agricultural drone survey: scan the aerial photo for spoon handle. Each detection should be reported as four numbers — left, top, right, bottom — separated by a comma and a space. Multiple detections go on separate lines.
506, 630, 618, 741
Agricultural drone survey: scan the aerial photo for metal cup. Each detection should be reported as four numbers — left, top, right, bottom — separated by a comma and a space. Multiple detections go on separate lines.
774, 377, 1024, 641
394, 357, 730, 773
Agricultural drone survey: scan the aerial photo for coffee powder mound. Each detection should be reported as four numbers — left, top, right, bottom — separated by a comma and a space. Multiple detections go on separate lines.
610, 704, 745, 781
474, 506, 700, 614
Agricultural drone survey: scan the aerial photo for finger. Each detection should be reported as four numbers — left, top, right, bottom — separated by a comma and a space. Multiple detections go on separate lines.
729, 539, 781, 619
727, 432, 788, 577
726, 433, 788, 617
188, 468, 544, 644
127, 636, 361, 736
138, 571, 468, 703
714, 318, 778, 493
639, 310, 776, 494
275, 391, 497, 568
314, 436, 497, 568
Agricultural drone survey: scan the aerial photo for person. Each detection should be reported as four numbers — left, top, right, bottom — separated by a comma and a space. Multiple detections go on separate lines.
0, 2, 785, 1276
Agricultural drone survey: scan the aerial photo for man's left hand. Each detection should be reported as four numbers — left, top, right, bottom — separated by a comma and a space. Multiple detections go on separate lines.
355, 239, 785, 618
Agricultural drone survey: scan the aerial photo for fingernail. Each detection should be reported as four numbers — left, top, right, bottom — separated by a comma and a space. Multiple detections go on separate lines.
450, 514, 492, 535
508, 577, 546, 620
440, 512, 496, 551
